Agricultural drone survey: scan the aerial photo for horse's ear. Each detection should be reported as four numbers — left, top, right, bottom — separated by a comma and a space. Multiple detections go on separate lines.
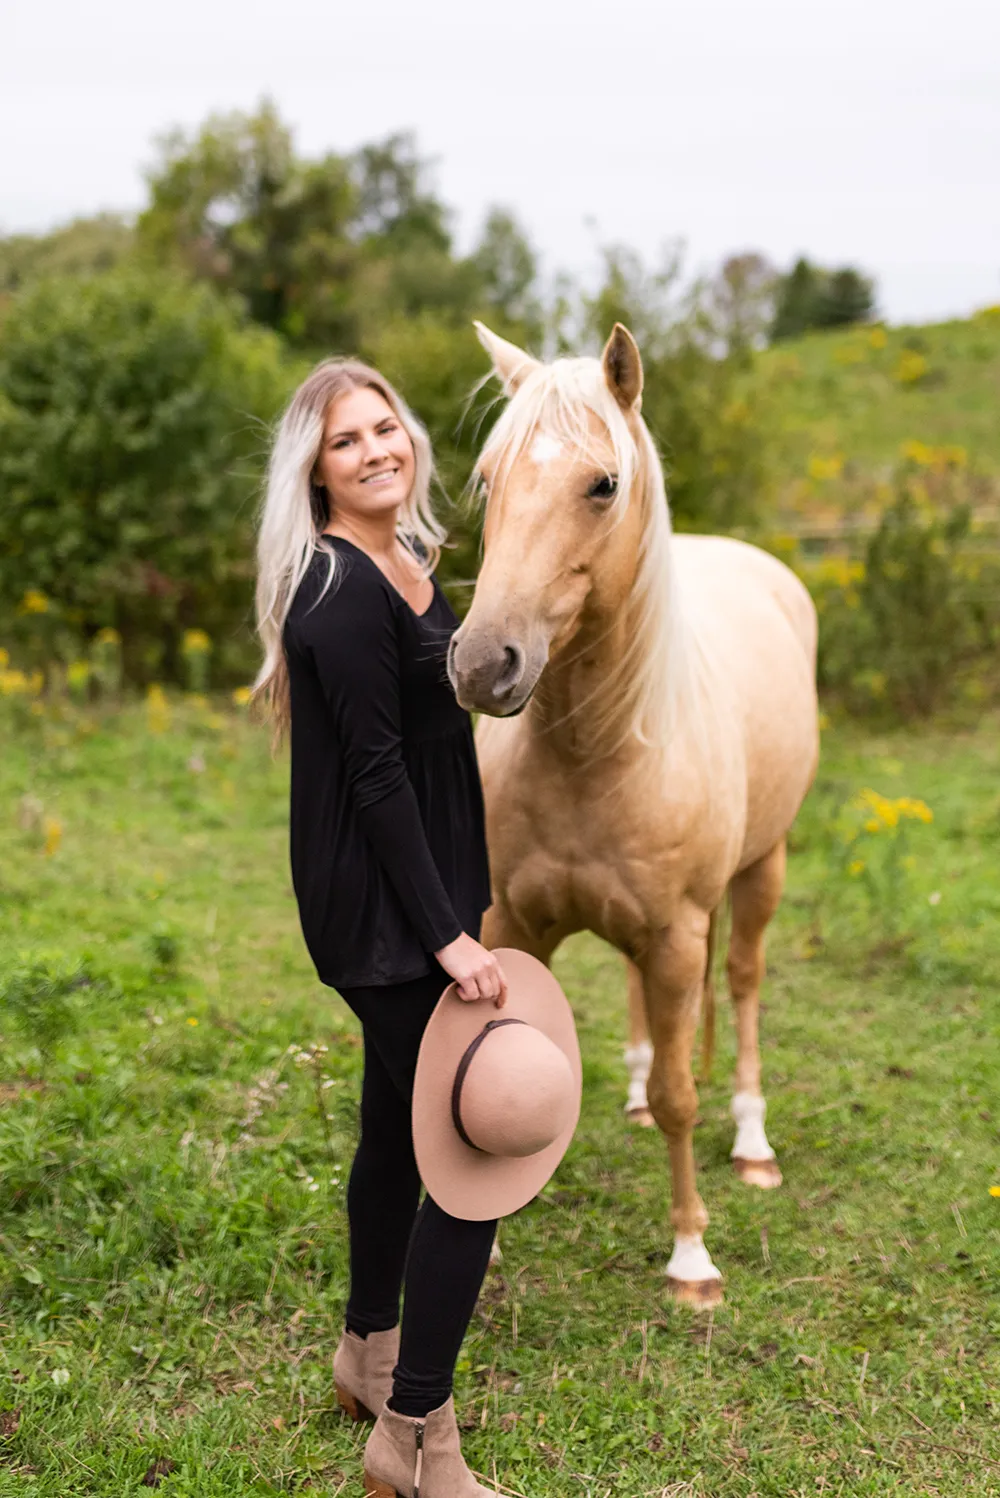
473, 321, 540, 394
601, 323, 643, 410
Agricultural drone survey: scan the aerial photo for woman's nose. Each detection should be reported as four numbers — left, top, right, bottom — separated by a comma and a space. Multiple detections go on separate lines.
361, 433, 390, 463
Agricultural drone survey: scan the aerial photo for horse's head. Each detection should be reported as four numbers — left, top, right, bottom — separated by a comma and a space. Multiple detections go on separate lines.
449, 322, 651, 718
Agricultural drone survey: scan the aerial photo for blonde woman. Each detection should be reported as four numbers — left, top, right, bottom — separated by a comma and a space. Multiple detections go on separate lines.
254, 359, 507, 1496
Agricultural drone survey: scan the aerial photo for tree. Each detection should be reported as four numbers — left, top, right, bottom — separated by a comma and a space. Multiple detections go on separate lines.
469, 208, 543, 341
577, 243, 772, 530
770, 257, 876, 340
138, 99, 358, 347
0, 267, 296, 681
708, 252, 778, 358
0, 213, 134, 299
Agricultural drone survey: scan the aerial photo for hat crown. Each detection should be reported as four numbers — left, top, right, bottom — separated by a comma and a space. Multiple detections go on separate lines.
456, 1021, 576, 1159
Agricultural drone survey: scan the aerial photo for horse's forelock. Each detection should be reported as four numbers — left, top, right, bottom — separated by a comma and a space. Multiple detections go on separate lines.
479, 357, 639, 509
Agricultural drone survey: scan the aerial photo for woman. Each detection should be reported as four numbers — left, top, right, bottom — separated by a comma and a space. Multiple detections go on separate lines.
253, 358, 507, 1497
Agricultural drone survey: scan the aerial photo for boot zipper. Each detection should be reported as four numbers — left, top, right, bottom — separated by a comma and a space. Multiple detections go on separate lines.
413, 1421, 425, 1498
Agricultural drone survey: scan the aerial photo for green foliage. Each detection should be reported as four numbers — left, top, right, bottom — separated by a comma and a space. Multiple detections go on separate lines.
469, 208, 543, 338
0, 266, 297, 682
771, 256, 876, 341
149, 922, 182, 976
751, 309, 1000, 494
578, 244, 773, 529
800, 472, 1000, 717
1, 961, 88, 1068
0, 213, 134, 299
138, 100, 358, 348
137, 104, 531, 362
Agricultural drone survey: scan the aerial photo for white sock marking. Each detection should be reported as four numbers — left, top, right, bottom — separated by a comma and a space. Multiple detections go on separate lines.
624, 1041, 653, 1114
730, 1090, 776, 1161
666, 1233, 721, 1282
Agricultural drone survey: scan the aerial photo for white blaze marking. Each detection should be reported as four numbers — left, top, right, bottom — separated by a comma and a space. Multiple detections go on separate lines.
730, 1091, 776, 1161
666, 1233, 722, 1283
529, 434, 563, 466
624, 1041, 653, 1114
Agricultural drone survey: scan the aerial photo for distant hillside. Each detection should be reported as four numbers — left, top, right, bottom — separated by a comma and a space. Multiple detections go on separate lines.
751, 308, 1000, 509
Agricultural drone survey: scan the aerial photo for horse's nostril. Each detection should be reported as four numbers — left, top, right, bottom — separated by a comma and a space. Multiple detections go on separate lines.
494, 644, 524, 697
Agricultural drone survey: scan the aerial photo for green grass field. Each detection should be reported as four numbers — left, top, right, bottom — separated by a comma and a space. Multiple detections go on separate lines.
752, 310, 1000, 498
1, 694, 998, 1496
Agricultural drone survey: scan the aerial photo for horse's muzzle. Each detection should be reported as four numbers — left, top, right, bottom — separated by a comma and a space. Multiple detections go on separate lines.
448, 631, 538, 716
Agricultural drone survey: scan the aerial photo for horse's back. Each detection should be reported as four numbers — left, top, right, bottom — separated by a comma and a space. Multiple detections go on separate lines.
673, 534, 817, 668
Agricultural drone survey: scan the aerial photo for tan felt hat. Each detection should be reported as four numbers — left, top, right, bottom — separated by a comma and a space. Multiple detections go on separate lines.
412, 948, 582, 1221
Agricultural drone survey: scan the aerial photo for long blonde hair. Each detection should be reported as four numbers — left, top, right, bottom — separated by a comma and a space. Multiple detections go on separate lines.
252, 358, 448, 745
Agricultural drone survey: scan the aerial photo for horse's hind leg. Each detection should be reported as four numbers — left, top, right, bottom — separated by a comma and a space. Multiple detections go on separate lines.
624, 957, 655, 1128
728, 838, 786, 1190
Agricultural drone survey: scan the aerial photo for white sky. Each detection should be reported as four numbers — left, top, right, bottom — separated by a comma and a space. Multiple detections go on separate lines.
2, 0, 999, 324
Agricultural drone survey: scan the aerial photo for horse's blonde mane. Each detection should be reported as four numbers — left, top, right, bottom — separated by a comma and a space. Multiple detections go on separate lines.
476, 355, 711, 768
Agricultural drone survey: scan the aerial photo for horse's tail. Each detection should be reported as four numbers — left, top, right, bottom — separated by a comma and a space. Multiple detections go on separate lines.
699, 894, 728, 1084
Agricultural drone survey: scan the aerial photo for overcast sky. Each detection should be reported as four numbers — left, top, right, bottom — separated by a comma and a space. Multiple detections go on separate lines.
3, 0, 998, 325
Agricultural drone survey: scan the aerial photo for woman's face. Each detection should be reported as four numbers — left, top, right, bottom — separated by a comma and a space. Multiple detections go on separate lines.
314, 386, 415, 523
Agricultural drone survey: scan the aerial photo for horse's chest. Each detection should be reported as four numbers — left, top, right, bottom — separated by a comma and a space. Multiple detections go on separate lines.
508, 844, 655, 958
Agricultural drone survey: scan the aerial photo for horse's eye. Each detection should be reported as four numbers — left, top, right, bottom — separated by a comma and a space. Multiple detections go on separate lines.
587, 474, 618, 502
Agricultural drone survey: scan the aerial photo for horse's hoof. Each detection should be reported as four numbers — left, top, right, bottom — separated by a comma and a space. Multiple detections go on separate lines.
625, 1106, 656, 1129
733, 1157, 782, 1190
666, 1275, 724, 1308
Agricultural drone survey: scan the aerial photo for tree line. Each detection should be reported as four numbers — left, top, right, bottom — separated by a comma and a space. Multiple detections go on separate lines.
0, 101, 876, 684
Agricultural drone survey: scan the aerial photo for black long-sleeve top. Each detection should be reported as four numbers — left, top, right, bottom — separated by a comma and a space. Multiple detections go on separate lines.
283, 536, 492, 988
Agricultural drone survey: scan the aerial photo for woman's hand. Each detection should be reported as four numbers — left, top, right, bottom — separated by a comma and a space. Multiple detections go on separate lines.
433, 933, 508, 1007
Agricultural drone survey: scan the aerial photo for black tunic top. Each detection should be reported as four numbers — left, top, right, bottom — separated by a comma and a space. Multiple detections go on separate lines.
283, 536, 492, 988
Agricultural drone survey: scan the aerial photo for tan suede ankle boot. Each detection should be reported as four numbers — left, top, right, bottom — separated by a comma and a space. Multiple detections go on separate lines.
362, 1395, 493, 1497
333, 1326, 400, 1422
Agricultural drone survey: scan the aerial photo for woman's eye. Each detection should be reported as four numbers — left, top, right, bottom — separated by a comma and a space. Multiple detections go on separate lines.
587, 474, 618, 501
332, 438, 352, 450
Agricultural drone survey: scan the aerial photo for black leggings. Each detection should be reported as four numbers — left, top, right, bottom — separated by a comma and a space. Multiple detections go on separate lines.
336, 953, 497, 1418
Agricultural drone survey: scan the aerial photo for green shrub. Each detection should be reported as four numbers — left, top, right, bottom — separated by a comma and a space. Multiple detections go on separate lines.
800, 470, 1000, 717
0, 267, 298, 684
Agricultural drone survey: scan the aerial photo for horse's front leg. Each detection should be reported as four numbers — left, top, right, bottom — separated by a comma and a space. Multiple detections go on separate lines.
643, 905, 723, 1307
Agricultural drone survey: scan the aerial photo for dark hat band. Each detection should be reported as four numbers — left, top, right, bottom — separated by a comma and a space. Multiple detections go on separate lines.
450, 1017, 527, 1152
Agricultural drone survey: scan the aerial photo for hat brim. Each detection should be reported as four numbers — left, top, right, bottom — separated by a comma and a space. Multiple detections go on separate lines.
412, 947, 582, 1221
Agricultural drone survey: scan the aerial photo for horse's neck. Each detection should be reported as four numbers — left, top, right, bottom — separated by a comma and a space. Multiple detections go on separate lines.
529, 580, 650, 763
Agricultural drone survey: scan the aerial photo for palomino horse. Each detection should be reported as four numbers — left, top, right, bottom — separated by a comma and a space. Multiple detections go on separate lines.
447, 321, 819, 1305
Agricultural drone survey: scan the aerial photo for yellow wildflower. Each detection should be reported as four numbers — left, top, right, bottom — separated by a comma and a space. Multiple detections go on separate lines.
186, 1017, 199, 1027
895, 351, 929, 385
18, 589, 50, 615
849, 860, 866, 877
808, 454, 844, 482
93, 627, 121, 647
232, 685, 252, 707
901, 439, 933, 466
869, 326, 887, 349
43, 816, 63, 856
146, 683, 170, 735
990, 1185, 1000, 1198
181, 629, 212, 655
